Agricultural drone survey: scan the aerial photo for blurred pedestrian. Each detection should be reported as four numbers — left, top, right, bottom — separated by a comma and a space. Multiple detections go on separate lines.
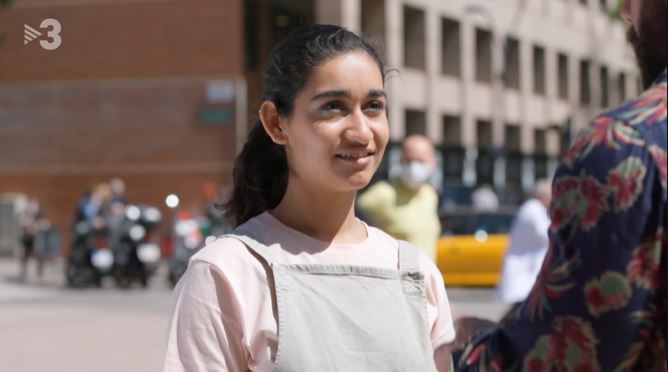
357, 135, 441, 261
18, 198, 42, 281
76, 183, 107, 223
106, 178, 129, 251
74, 188, 92, 223
109, 177, 128, 205
494, 179, 551, 304
164, 25, 455, 372
470, 185, 499, 212
88, 183, 112, 220
454, 0, 667, 370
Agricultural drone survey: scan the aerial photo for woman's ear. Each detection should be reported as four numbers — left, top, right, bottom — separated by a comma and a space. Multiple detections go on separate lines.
259, 101, 288, 145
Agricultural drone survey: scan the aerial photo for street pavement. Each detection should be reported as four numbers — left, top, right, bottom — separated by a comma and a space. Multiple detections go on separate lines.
1, 258, 507, 372
0, 258, 171, 372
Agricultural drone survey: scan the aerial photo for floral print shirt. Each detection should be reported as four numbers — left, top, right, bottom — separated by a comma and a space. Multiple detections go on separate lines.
458, 70, 667, 372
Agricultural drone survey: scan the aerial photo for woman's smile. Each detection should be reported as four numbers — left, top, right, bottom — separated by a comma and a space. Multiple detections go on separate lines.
334, 148, 376, 167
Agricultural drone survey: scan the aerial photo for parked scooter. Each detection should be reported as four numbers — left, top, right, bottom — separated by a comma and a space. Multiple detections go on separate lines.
111, 204, 162, 288
65, 217, 114, 288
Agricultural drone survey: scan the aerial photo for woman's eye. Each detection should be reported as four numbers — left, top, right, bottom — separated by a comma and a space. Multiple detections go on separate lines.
365, 101, 385, 111
320, 101, 345, 112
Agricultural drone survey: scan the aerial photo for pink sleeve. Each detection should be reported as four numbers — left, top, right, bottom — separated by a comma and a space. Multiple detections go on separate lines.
163, 261, 247, 372
423, 256, 456, 348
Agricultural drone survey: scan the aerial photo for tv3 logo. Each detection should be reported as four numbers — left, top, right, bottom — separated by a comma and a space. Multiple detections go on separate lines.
24, 19, 62, 50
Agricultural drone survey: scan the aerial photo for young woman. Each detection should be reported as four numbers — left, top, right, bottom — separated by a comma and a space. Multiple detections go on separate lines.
163, 24, 455, 372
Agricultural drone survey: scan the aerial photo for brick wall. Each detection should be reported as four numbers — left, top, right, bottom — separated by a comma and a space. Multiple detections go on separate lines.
0, 0, 242, 81
0, 0, 243, 254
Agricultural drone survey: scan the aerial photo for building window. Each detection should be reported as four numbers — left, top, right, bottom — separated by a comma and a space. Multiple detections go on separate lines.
533, 46, 546, 95
580, 59, 592, 105
441, 17, 461, 77
534, 128, 547, 155
442, 115, 463, 181
504, 123, 522, 195
476, 119, 493, 148
403, 6, 426, 70
600, 65, 610, 107
558, 53, 569, 100
405, 109, 426, 135
476, 120, 495, 186
476, 151, 494, 186
504, 37, 520, 91
362, 0, 386, 60
534, 128, 548, 180
505, 124, 521, 152
441, 146, 465, 182
475, 28, 493, 83
506, 154, 523, 193
476, 119, 494, 184
443, 115, 461, 146
618, 72, 627, 101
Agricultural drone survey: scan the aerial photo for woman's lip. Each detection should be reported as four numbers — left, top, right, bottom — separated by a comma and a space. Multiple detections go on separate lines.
335, 151, 374, 157
335, 154, 373, 166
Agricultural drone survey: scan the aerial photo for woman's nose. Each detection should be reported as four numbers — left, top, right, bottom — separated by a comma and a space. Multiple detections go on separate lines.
344, 110, 373, 144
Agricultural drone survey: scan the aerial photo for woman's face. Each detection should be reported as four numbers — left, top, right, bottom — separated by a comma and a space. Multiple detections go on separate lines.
280, 51, 389, 193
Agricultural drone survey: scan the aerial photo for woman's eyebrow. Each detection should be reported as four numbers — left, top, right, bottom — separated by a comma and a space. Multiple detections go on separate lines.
311, 89, 386, 101
368, 89, 386, 98
311, 90, 352, 101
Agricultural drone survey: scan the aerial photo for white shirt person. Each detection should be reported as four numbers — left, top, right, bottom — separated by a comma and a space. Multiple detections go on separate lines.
495, 180, 552, 304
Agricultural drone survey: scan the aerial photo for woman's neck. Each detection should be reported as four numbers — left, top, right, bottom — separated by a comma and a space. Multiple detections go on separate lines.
270, 179, 366, 244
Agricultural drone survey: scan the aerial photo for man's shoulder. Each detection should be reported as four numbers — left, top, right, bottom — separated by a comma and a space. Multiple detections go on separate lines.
603, 79, 666, 129
564, 83, 667, 169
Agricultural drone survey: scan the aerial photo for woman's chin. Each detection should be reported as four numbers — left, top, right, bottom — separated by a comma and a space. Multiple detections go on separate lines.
345, 174, 373, 190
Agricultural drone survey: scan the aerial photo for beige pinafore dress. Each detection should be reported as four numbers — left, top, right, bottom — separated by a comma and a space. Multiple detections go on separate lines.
225, 234, 437, 372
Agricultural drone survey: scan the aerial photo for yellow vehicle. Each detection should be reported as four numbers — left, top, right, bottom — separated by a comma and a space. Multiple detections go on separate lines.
436, 208, 516, 286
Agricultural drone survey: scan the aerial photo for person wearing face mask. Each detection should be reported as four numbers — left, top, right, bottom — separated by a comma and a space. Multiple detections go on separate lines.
358, 135, 441, 261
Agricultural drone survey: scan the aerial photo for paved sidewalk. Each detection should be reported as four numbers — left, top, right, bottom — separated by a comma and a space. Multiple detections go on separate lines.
0, 257, 65, 303
0, 257, 172, 372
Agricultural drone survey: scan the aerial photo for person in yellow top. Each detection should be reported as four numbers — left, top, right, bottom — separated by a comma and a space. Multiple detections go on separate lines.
358, 135, 441, 260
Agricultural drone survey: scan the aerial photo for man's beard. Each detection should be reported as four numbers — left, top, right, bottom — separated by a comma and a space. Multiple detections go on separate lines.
626, 2, 668, 89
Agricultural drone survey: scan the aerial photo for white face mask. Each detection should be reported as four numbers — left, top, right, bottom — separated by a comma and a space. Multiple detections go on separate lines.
398, 161, 432, 190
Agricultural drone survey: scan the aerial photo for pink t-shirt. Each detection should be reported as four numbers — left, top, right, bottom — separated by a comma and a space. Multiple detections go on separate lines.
163, 212, 455, 372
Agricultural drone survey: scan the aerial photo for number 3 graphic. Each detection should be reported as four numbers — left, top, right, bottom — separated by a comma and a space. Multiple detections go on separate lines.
40, 18, 62, 50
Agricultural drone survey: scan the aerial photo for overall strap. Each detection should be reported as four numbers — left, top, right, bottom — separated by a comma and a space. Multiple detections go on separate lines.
221, 234, 274, 266
398, 240, 420, 273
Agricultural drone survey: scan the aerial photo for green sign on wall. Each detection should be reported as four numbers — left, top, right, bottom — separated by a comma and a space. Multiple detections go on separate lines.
198, 108, 233, 125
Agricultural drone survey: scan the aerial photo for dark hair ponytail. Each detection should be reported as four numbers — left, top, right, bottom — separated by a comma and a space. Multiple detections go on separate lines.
224, 24, 386, 226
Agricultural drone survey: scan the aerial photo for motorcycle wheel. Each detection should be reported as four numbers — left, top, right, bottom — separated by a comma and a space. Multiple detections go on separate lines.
65, 263, 95, 288
114, 276, 132, 289
113, 267, 133, 289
